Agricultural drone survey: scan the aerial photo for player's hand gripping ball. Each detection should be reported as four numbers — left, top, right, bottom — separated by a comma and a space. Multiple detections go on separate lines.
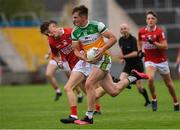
86, 47, 99, 61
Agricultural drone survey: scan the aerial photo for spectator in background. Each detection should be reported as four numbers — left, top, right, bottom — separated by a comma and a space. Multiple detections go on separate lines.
138, 10, 179, 111
118, 23, 151, 107
176, 48, 180, 78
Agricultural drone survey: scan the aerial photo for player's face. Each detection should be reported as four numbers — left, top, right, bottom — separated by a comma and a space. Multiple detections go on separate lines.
146, 14, 157, 28
48, 23, 63, 37
72, 12, 87, 27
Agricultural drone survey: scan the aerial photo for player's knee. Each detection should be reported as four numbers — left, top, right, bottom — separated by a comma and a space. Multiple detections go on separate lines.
137, 87, 143, 94
148, 76, 154, 84
46, 72, 53, 79
109, 91, 118, 97
85, 81, 93, 90
64, 85, 72, 92
165, 81, 174, 88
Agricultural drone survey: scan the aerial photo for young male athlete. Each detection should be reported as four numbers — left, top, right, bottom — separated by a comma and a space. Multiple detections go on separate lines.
44, 50, 83, 102
40, 20, 103, 123
138, 10, 179, 111
71, 5, 149, 125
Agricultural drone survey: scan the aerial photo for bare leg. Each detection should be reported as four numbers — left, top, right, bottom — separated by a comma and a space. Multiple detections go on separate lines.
86, 67, 129, 112
100, 73, 129, 97
46, 63, 60, 91
95, 86, 106, 100
161, 73, 179, 104
146, 66, 157, 100
64, 71, 85, 107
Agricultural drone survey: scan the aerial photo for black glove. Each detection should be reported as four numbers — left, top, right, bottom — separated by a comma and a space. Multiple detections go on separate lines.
147, 37, 154, 45
137, 50, 145, 59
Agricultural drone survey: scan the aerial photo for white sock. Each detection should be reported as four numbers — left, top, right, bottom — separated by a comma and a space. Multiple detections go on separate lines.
85, 111, 93, 119
70, 115, 78, 119
127, 76, 137, 83
56, 88, 61, 93
174, 102, 179, 105
152, 99, 157, 101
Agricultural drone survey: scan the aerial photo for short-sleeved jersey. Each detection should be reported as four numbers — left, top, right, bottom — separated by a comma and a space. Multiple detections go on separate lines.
71, 20, 109, 54
48, 28, 78, 69
119, 34, 141, 64
138, 26, 167, 63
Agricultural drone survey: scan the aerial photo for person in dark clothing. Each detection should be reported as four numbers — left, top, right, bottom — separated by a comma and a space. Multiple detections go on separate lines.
118, 23, 151, 107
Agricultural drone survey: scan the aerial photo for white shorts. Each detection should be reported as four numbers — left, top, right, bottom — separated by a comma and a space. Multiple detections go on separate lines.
72, 60, 93, 77
145, 61, 170, 74
49, 59, 71, 71
94, 55, 112, 71
178, 65, 180, 74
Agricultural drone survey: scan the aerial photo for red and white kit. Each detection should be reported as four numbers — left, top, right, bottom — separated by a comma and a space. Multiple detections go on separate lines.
138, 26, 170, 74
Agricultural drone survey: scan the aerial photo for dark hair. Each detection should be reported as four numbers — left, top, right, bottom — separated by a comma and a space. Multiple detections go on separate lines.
72, 5, 88, 17
40, 20, 57, 35
146, 10, 157, 18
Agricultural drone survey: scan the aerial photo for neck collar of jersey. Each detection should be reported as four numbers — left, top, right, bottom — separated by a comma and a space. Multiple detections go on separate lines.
146, 25, 157, 32
80, 20, 89, 29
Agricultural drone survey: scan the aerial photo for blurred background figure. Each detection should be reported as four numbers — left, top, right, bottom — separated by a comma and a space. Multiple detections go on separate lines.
118, 23, 150, 107
40, 20, 83, 102
138, 10, 179, 111
176, 48, 180, 79
45, 51, 83, 102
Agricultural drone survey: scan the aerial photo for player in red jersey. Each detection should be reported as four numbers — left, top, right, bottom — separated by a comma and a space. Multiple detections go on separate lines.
138, 10, 179, 111
40, 20, 83, 101
40, 20, 102, 123
44, 49, 70, 101
44, 49, 83, 102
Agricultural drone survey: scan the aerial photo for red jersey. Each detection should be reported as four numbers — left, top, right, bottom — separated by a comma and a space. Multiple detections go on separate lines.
48, 28, 78, 69
138, 26, 167, 63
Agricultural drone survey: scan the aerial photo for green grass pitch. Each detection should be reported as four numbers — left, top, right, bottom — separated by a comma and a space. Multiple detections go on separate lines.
0, 80, 180, 129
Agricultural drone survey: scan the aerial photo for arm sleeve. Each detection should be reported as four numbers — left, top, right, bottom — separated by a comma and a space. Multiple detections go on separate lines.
138, 31, 142, 41
71, 31, 78, 42
132, 37, 138, 51
158, 29, 166, 42
49, 44, 59, 56
98, 22, 107, 33
118, 38, 122, 48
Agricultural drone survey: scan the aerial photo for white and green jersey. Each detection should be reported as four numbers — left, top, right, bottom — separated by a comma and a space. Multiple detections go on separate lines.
71, 20, 108, 54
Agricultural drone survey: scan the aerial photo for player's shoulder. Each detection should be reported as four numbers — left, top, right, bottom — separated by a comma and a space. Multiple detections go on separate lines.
139, 27, 146, 33
118, 37, 123, 46
129, 34, 136, 39
156, 26, 164, 32
119, 36, 124, 42
48, 36, 53, 41
89, 20, 100, 25
48, 36, 55, 44
89, 20, 105, 27
64, 28, 73, 34
71, 26, 81, 40
72, 26, 80, 33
